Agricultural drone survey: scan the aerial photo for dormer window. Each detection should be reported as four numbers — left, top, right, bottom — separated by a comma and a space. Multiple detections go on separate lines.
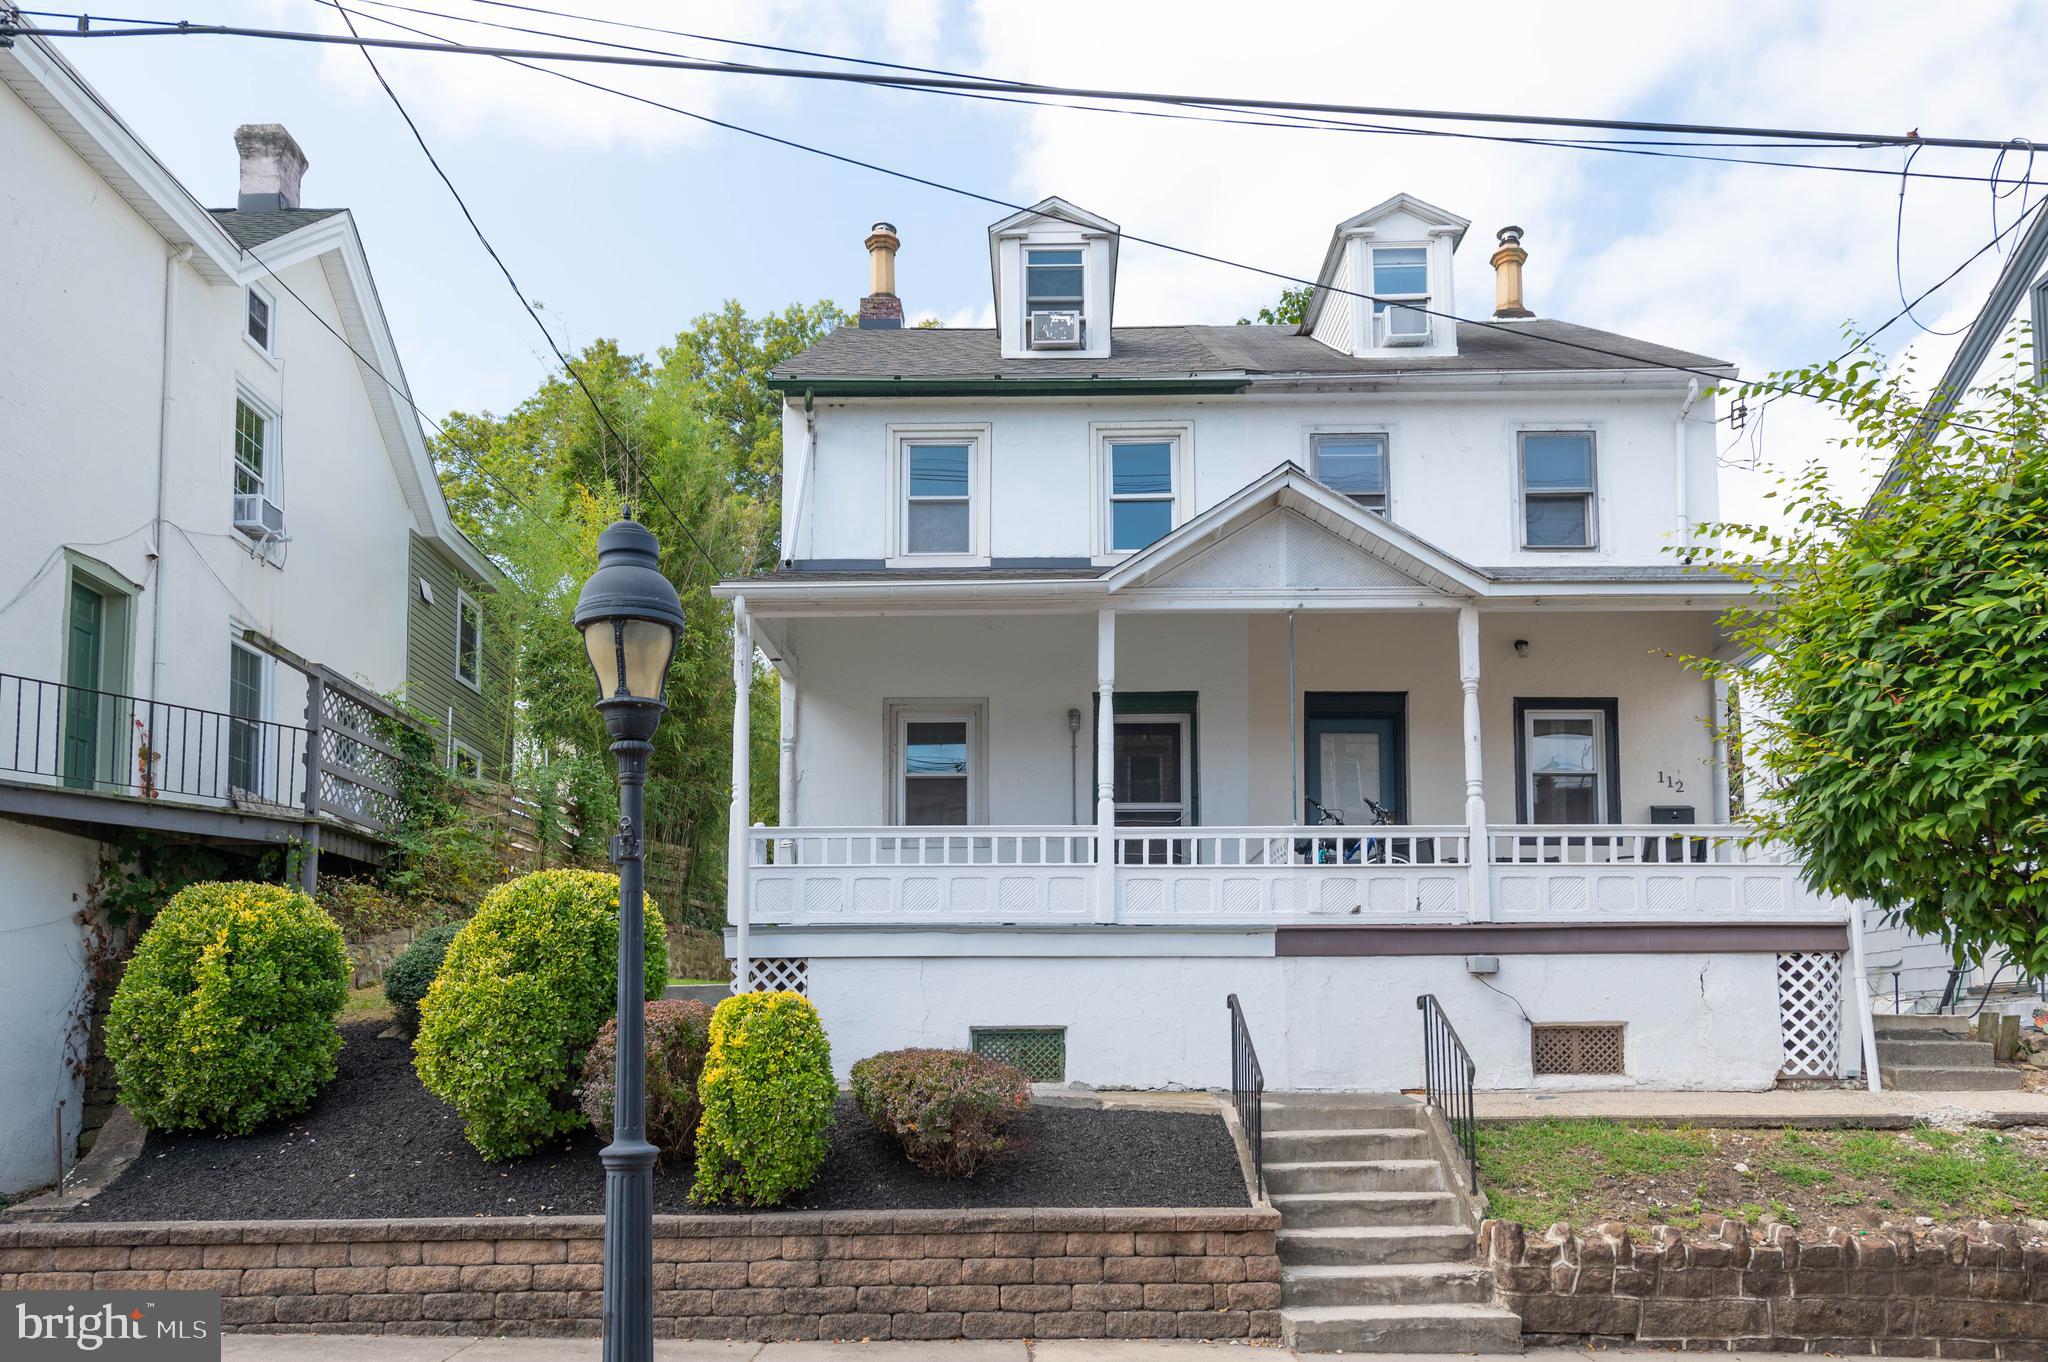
1370, 246, 1430, 346
1024, 247, 1085, 348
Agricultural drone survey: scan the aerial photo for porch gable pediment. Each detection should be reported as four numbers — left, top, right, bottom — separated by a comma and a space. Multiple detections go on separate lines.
1133, 507, 1450, 597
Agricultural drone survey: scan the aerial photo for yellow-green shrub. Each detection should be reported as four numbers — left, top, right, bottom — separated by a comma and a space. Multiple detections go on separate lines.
690, 991, 836, 1205
106, 881, 350, 1134
413, 869, 666, 1160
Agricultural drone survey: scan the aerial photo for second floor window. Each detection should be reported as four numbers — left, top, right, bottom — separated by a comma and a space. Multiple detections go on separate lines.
1025, 247, 1085, 316
904, 441, 971, 554
233, 397, 270, 500
246, 288, 273, 352
1311, 433, 1389, 515
1370, 246, 1430, 345
455, 590, 482, 689
1107, 439, 1176, 552
1519, 431, 1598, 548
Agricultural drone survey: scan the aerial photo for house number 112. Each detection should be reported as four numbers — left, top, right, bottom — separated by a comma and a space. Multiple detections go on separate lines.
1657, 771, 1686, 794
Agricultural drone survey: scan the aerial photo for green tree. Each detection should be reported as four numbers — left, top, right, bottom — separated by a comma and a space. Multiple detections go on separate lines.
1686, 341, 2048, 980
1237, 285, 1312, 327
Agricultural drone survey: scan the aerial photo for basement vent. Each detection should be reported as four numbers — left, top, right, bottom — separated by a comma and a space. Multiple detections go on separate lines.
1531, 1024, 1625, 1076
971, 1026, 1066, 1082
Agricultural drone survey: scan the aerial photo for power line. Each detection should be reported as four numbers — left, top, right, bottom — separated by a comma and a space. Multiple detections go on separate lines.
7, 17, 2044, 154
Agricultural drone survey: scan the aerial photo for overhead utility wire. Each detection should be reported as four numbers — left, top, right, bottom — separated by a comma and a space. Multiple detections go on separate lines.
300, 0, 2014, 440
323, 4, 723, 576
6, 18, 2042, 153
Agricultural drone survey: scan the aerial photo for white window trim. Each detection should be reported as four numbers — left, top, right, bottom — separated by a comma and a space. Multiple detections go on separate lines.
1367, 242, 1432, 347
1303, 425, 1396, 520
883, 698, 989, 826
1114, 712, 1192, 827
1521, 705, 1610, 826
1513, 423, 1603, 553
226, 634, 277, 795
232, 384, 281, 506
449, 739, 484, 778
243, 283, 280, 364
1090, 421, 1195, 564
884, 423, 992, 568
454, 588, 483, 692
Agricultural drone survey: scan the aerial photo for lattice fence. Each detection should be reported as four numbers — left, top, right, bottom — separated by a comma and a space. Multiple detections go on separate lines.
1776, 951, 1843, 1077
735, 957, 808, 995
971, 1027, 1067, 1082
315, 680, 405, 831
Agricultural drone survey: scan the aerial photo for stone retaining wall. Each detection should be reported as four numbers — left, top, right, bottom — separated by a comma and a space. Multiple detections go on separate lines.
1482, 1217, 2048, 1359
0, 1209, 1281, 1342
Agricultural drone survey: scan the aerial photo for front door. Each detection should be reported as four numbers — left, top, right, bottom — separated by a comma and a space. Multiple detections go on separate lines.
62, 582, 104, 789
1303, 693, 1405, 826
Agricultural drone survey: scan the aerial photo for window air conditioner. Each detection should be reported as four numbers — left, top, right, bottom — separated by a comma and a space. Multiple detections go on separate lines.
1376, 306, 1430, 347
233, 494, 286, 541
1028, 310, 1084, 349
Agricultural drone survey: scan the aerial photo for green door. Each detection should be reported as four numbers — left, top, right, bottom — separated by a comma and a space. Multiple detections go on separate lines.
62, 583, 104, 788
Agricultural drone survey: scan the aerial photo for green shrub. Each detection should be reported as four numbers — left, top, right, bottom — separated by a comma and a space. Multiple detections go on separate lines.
382, 923, 463, 1035
691, 991, 836, 1205
577, 998, 715, 1163
850, 1048, 1032, 1178
413, 869, 667, 1159
106, 880, 351, 1134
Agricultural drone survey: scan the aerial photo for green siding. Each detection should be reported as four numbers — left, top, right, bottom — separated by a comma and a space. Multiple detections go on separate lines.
406, 533, 512, 779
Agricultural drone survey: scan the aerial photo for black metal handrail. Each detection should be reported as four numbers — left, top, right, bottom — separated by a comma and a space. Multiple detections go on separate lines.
1225, 993, 1265, 1197
1417, 993, 1479, 1194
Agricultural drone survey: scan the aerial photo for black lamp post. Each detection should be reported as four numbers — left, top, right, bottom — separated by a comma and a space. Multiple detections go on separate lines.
573, 517, 685, 1362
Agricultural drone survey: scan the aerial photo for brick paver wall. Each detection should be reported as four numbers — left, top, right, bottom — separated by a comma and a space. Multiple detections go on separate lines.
1482, 1217, 2048, 1359
0, 1208, 1282, 1342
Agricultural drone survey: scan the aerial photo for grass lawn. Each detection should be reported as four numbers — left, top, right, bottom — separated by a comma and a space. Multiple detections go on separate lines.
1476, 1119, 2048, 1232
340, 984, 392, 1024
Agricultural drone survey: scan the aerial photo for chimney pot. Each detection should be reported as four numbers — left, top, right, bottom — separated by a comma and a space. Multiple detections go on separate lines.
1490, 225, 1533, 319
859, 221, 904, 330
235, 123, 309, 212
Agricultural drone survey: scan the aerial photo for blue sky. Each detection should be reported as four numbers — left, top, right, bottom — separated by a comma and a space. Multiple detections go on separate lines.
43, 1, 2048, 515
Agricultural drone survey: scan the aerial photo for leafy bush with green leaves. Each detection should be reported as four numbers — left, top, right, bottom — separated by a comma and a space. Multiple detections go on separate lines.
850, 1048, 1032, 1178
577, 998, 715, 1163
691, 991, 836, 1205
382, 923, 464, 1035
413, 869, 666, 1159
106, 881, 350, 1134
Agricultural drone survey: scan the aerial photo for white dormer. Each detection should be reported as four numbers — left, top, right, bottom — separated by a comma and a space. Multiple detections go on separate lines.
1303, 193, 1469, 359
989, 197, 1120, 361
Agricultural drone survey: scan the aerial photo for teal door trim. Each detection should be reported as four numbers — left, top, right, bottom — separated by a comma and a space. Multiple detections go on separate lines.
1302, 691, 1407, 823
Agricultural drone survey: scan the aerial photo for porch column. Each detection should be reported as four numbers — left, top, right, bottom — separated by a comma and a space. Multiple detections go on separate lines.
1094, 609, 1117, 924
1709, 676, 1732, 824
1458, 604, 1492, 920
728, 595, 752, 993
777, 672, 798, 828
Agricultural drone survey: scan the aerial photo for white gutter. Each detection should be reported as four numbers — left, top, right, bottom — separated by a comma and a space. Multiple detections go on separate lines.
148, 244, 194, 706
1675, 377, 1702, 545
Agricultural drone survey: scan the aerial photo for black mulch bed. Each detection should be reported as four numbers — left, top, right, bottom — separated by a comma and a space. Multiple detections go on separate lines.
69, 1022, 1248, 1221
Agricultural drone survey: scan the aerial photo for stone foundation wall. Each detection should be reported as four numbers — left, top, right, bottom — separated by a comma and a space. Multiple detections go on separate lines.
0, 1209, 1280, 1342
1482, 1218, 2048, 1359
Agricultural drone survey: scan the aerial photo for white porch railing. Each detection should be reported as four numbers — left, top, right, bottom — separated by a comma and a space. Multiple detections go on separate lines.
745, 823, 1843, 928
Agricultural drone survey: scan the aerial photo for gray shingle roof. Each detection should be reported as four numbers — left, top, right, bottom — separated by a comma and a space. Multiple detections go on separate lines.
771, 320, 1730, 383
208, 207, 347, 249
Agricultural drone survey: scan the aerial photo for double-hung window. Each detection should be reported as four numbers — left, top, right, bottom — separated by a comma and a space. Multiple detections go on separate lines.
245, 287, 274, 353
1106, 438, 1177, 552
234, 397, 270, 502
1024, 247, 1085, 331
1517, 701, 1617, 824
1370, 246, 1430, 345
1114, 715, 1191, 828
455, 590, 482, 690
893, 708, 979, 826
1310, 433, 1390, 515
1519, 431, 1598, 549
904, 441, 972, 555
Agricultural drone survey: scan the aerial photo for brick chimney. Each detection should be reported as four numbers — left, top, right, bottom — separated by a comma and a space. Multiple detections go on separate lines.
235, 124, 309, 212
858, 221, 904, 330
1490, 225, 1533, 318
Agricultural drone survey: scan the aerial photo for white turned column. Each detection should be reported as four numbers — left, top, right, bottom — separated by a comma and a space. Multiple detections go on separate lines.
778, 672, 798, 828
728, 596, 753, 992
1458, 604, 1492, 920
1094, 609, 1117, 924
1710, 676, 1732, 824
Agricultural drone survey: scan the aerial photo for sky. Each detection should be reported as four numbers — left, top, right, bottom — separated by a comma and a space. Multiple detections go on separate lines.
33, 0, 2048, 523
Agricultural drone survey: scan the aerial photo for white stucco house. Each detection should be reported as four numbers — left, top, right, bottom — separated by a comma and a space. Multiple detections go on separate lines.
714, 197, 1878, 1097
0, 29, 492, 1195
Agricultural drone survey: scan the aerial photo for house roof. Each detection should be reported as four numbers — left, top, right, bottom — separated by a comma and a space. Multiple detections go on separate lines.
209, 207, 347, 248
769, 319, 1730, 388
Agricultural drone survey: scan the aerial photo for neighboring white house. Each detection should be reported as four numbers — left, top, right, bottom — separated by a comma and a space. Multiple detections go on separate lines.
0, 29, 490, 1195
713, 197, 1875, 1096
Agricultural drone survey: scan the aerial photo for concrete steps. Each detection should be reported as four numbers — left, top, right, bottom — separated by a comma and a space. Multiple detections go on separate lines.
1264, 1095, 1520, 1354
1873, 1015, 2024, 1091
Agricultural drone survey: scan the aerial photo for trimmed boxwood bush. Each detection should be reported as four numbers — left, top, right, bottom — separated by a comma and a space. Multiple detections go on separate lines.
850, 1048, 1033, 1178
106, 880, 351, 1135
691, 991, 836, 1206
413, 869, 666, 1160
576, 998, 715, 1163
381, 922, 463, 1036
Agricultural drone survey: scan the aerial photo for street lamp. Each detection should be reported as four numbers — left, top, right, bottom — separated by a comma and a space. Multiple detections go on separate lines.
573, 516, 684, 1362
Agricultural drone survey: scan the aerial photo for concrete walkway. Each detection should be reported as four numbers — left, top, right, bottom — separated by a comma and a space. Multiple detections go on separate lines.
218, 1341, 1949, 1362
1475, 1085, 2048, 1127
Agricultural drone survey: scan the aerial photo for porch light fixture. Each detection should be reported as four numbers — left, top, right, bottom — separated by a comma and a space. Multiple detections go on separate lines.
572, 515, 685, 1362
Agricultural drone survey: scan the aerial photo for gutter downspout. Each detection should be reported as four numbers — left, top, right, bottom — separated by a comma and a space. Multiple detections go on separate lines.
1674, 377, 1701, 545
149, 244, 194, 707
728, 596, 753, 993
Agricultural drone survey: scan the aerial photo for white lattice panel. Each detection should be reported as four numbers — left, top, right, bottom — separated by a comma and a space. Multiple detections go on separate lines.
1595, 875, 1638, 914
801, 879, 843, 916
901, 878, 941, 914
852, 878, 889, 916
1417, 878, 1459, 915
1776, 952, 1842, 1077
1123, 880, 1164, 917
1173, 880, 1214, 915
736, 957, 808, 995
1046, 880, 1086, 917
948, 879, 989, 916
1364, 878, 1407, 915
754, 880, 793, 918
1744, 878, 1788, 914
1222, 879, 1263, 916
997, 876, 1037, 917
